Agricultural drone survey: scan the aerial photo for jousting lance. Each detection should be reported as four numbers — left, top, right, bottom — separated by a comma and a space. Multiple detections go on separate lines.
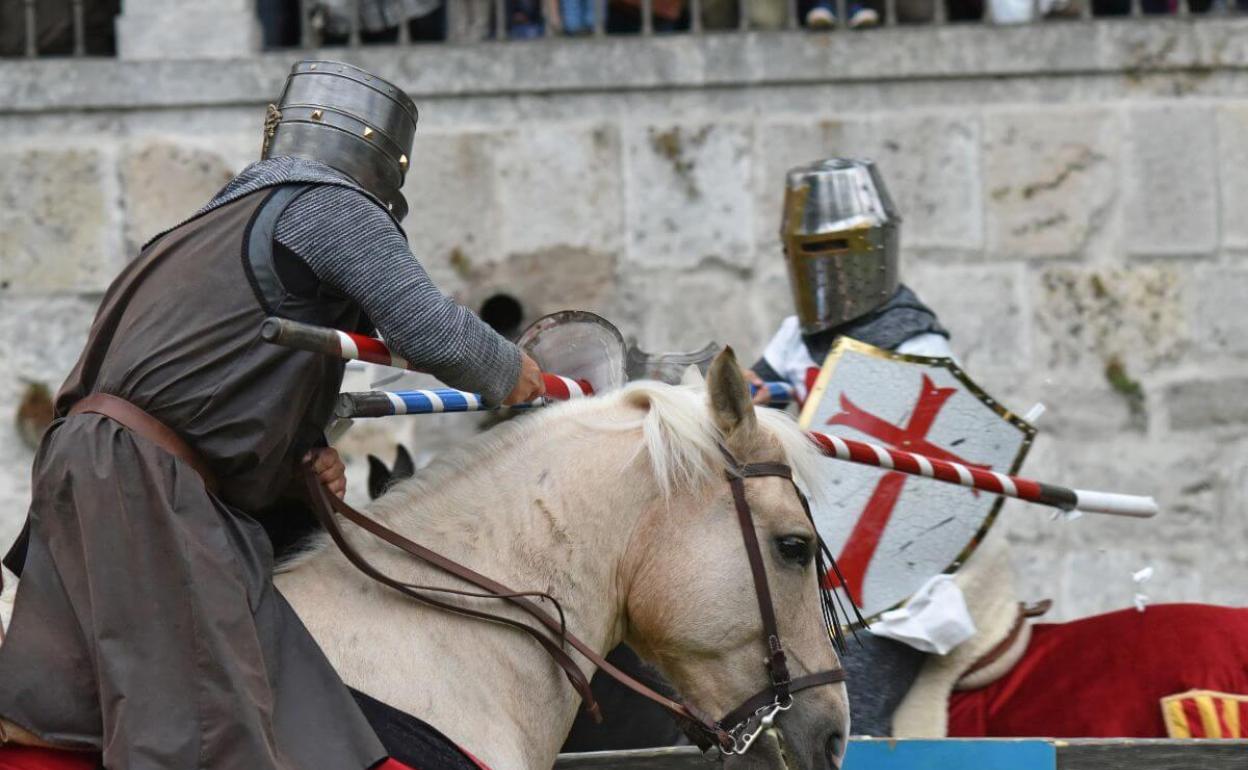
260, 318, 1158, 519
259, 317, 593, 411
259, 317, 794, 412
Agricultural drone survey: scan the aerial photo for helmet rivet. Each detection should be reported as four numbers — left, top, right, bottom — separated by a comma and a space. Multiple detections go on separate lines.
309, 63, 318, 70
363, 127, 375, 139
387, 202, 394, 211
311, 109, 323, 121
399, 154, 409, 171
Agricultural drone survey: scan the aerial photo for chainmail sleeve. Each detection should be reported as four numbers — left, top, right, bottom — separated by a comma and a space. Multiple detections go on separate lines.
274, 185, 522, 404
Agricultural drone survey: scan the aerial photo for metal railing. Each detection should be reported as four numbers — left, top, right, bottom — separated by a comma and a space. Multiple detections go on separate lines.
4, 0, 1245, 59
287, 0, 1245, 48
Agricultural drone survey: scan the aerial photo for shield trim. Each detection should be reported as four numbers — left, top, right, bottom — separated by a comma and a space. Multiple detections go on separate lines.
798, 337, 1037, 626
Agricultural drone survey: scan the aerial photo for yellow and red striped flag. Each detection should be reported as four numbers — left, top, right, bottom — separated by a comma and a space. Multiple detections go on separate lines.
1162, 689, 1248, 738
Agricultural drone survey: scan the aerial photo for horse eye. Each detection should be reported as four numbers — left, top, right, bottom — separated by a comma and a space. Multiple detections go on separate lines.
775, 535, 813, 567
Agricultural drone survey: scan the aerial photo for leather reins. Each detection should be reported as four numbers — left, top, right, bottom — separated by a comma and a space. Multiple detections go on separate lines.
302, 443, 848, 756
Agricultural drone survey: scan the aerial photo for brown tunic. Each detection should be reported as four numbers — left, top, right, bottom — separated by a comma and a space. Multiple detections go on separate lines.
0, 185, 387, 769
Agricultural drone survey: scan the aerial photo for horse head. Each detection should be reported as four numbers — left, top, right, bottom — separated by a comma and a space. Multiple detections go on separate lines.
618, 349, 851, 769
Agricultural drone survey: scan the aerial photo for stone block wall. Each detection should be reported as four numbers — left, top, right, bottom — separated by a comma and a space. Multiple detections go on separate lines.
1, 19, 1245, 619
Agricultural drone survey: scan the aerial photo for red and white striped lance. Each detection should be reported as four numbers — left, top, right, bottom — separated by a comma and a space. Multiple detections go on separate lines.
260, 317, 591, 409
807, 431, 1158, 518
261, 317, 1157, 518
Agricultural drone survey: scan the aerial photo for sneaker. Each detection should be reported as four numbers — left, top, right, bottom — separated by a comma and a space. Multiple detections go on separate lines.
848, 5, 881, 26
806, 4, 838, 27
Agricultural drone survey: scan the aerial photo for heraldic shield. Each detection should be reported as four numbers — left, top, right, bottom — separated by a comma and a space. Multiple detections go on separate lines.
798, 338, 1036, 623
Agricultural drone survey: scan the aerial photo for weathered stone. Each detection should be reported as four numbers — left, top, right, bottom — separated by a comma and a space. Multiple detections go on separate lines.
1124, 104, 1218, 258
613, 266, 766, 359
458, 246, 619, 333
624, 123, 754, 271
1165, 377, 1248, 432
120, 140, 237, 255
401, 132, 502, 293
0, 146, 120, 293
0, 295, 100, 541
495, 125, 624, 258
984, 108, 1118, 259
751, 120, 848, 258
839, 113, 983, 252
1192, 267, 1248, 355
116, 0, 260, 61
1057, 546, 1206, 622
905, 264, 1025, 370
1032, 266, 1188, 374
1216, 104, 1248, 251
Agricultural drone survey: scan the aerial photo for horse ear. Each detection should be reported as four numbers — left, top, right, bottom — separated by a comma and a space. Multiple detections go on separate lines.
367, 455, 391, 500
707, 347, 757, 452
392, 445, 415, 481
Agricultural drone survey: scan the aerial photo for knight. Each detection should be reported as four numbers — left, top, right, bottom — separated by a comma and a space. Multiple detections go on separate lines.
749, 158, 1248, 742
0, 60, 541, 770
745, 157, 951, 405
746, 157, 968, 737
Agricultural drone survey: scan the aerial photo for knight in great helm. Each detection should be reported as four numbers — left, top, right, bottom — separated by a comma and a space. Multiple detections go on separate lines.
746, 158, 959, 737
0, 60, 543, 770
747, 157, 952, 402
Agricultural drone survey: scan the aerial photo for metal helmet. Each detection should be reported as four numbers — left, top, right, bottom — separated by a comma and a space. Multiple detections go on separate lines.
262, 59, 418, 220
780, 158, 901, 335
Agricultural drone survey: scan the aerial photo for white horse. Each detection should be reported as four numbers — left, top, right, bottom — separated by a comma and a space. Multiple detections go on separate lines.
277, 351, 850, 770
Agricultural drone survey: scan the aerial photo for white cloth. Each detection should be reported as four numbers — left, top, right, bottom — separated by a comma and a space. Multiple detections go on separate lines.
760, 316, 820, 401
870, 574, 977, 655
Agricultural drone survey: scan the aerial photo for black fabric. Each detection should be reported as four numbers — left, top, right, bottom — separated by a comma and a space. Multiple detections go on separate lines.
804, 284, 947, 362
560, 645, 685, 753
351, 690, 481, 770
752, 284, 948, 374
841, 631, 927, 736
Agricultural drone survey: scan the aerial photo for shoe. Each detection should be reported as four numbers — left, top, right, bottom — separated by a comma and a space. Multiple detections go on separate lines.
805, 5, 837, 27
848, 5, 880, 26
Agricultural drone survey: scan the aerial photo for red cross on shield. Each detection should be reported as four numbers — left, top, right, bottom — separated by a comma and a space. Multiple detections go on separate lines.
798, 339, 1035, 622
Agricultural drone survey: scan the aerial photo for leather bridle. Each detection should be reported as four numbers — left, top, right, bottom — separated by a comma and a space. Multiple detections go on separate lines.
302, 443, 852, 758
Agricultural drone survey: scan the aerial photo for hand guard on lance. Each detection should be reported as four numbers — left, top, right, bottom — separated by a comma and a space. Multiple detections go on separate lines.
259, 317, 592, 410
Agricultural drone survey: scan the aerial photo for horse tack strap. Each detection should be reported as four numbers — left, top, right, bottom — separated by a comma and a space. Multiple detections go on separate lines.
719, 671, 847, 734
299, 469, 728, 746
67, 393, 221, 495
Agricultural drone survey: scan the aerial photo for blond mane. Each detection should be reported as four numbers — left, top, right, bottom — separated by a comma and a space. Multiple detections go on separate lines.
278, 381, 824, 572
379, 381, 823, 508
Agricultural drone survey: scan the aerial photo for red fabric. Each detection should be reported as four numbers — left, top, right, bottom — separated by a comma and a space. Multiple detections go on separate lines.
949, 604, 1248, 738
0, 746, 98, 770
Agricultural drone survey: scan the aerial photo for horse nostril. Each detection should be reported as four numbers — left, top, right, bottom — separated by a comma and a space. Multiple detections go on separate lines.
825, 732, 846, 768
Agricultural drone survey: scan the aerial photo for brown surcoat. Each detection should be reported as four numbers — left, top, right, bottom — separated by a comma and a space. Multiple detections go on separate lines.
0, 184, 387, 770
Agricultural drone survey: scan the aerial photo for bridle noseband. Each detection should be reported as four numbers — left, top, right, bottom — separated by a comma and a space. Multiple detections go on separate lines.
303, 443, 854, 760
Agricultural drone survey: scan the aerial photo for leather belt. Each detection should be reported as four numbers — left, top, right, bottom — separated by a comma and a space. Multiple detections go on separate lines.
68, 393, 220, 495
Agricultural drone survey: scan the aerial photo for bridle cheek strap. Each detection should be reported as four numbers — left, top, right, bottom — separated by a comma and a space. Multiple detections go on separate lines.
714, 449, 848, 745
302, 445, 847, 757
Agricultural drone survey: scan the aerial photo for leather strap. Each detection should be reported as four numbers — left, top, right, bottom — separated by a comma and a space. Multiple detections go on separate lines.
68, 393, 220, 495
303, 444, 849, 754
719, 670, 847, 732
300, 469, 733, 747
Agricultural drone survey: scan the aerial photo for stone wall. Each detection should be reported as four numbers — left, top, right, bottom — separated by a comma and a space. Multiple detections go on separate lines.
1, 19, 1246, 619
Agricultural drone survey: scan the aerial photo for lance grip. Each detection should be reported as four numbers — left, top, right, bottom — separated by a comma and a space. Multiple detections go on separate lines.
260, 317, 336, 355
750, 381, 795, 407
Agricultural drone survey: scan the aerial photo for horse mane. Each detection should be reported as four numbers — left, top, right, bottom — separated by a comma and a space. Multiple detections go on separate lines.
276, 381, 824, 573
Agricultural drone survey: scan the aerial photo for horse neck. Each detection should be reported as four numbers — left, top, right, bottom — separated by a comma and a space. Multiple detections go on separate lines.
284, 409, 664, 769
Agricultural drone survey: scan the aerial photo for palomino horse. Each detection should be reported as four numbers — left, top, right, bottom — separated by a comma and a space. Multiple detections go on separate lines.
281, 350, 851, 769
0, 352, 851, 769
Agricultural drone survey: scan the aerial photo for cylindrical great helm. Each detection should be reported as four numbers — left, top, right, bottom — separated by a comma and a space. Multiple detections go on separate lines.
262, 59, 418, 220
780, 158, 901, 335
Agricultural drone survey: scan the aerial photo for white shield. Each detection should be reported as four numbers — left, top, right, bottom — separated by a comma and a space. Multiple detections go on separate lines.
798, 338, 1035, 624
